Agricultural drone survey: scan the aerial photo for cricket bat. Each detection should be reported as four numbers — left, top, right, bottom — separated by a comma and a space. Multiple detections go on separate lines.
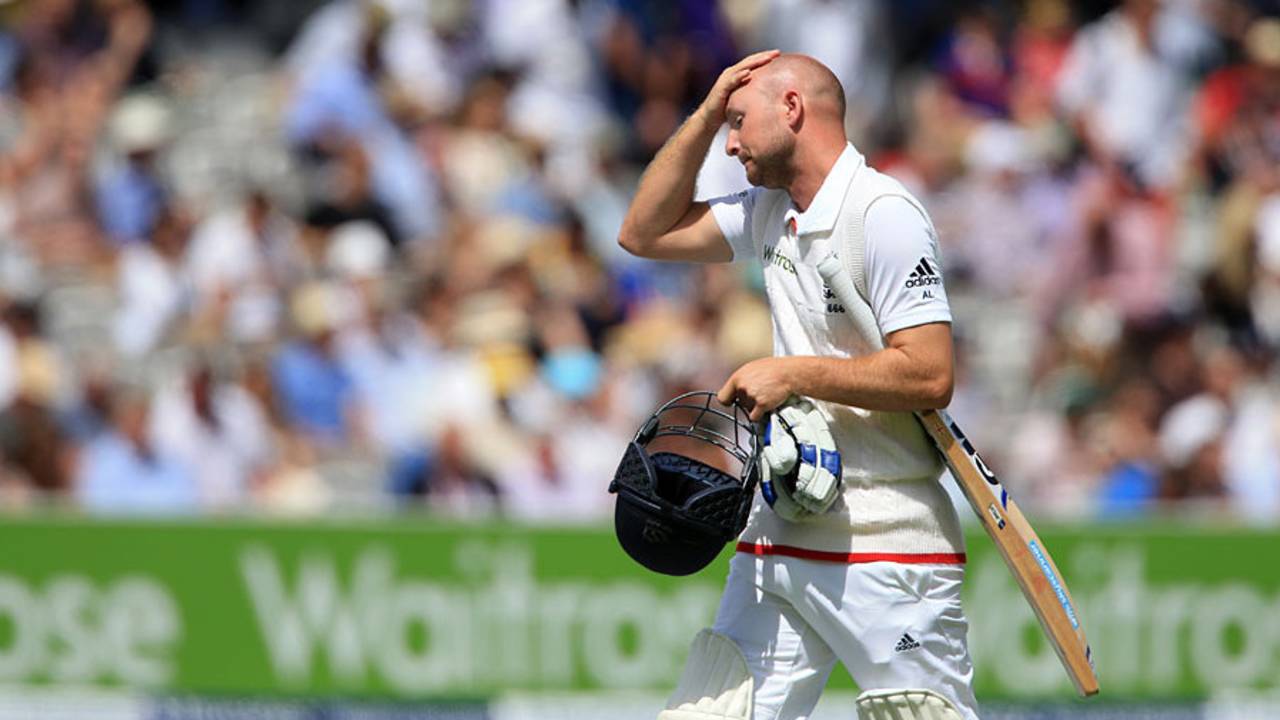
816, 255, 1100, 697
916, 408, 1099, 697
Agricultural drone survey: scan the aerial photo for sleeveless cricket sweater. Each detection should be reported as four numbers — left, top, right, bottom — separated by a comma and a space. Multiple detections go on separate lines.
736, 152, 966, 561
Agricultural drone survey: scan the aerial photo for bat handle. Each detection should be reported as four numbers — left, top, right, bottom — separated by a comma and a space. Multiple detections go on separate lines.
815, 255, 845, 288
816, 253, 883, 345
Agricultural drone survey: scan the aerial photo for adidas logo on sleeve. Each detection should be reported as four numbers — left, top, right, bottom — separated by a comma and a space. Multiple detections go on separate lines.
904, 258, 942, 288
894, 632, 923, 653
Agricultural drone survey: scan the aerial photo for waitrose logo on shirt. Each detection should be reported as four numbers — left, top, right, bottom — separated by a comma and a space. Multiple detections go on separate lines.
762, 244, 797, 275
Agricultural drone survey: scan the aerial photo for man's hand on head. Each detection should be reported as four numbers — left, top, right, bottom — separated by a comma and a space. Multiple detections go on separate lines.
700, 50, 780, 127
717, 357, 794, 421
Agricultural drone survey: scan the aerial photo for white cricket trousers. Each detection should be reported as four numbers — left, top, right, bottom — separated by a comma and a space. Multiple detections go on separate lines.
711, 551, 980, 720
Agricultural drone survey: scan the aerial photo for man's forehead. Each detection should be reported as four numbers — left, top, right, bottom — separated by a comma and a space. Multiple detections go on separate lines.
725, 85, 754, 112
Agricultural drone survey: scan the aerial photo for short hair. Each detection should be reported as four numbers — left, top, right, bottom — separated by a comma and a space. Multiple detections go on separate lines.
766, 54, 846, 120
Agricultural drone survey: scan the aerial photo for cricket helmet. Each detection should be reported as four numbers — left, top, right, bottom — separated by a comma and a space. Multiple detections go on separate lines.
608, 391, 760, 576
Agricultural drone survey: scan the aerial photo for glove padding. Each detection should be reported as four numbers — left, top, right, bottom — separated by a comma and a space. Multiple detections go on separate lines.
760, 398, 842, 521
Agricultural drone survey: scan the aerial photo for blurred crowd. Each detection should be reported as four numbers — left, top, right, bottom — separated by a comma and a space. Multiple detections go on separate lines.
0, 0, 1277, 521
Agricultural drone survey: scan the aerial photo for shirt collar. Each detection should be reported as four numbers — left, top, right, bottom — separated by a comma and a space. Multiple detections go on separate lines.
784, 143, 864, 237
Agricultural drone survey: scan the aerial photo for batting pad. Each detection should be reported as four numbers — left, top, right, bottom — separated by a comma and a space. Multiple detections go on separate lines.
658, 629, 753, 720
855, 688, 964, 720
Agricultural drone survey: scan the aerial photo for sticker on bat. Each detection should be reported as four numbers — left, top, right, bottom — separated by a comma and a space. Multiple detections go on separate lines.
946, 417, 1008, 508
986, 502, 1006, 530
1028, 539, 1080, 629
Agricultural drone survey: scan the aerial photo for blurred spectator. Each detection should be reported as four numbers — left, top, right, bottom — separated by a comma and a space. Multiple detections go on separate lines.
1158, 393, 1229, 502
535, 300, 603, 402
595, 0, 736, 158
284, 2, 401, 146
74, 386, 199, 514
284, 1, 441, 244
1170, 344, 1280, 517
283, 0, 464, 117
935, 6, 1014, 118
255, 430, 332, 514
501, 434, 583, 521
0, 328, 72, 496
237, 352, 333, 514
305, 140, 400, 247
113, 206, 191, 356
1036, 162, 1178, 329
413, 423, 502, 516
501, 380, 630, 521
1055, 0, 1207, 191
521, 372, 633, 519
12, 0, 152, 100
4, 66, 103, 265
0, 301, 65, 406
487, 0, 606, 157
1094, 380, 1162, 515
1198, 18, 1280, 346
184, 191, 298, 343
1010, 0, 1075, 125
271, 282, 360, 445
2, 0, 152, 264
336, 273, 439, 488
95, 92, 172, 244
939, 121, 1063, 297
1006, 403, 1102, 514
1195, 17, 1280, 192
63, 363, 114, 443
0, 301, 19, 410
1222, 368, 1280, 521
435, 69, 536, 219
149, 361, 273, 509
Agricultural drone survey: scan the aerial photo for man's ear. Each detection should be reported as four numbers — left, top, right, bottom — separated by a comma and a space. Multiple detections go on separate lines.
783, 89, 803, 130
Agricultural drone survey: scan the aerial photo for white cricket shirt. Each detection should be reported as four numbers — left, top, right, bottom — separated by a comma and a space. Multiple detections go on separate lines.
708, 143, 966, 559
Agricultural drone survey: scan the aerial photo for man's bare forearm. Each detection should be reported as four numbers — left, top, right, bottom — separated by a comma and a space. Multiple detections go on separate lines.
618, 50, 777, 257
619, 109, 719, 245
784, 352, 953, 412
718, 333, 955, 421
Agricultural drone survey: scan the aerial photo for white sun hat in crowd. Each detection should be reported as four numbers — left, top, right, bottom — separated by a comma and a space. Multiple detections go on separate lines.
1158, 394, 1228, 469
325, 220, 391, 279
110, 93, 175, 154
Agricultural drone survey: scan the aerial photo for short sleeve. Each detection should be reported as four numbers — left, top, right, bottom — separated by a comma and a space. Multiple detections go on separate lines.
864, 196, 952, 335
708, 187, 762, 263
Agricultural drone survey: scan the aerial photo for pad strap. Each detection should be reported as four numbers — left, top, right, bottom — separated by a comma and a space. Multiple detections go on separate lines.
659, 629, 753, 720
855, 688, 965, 720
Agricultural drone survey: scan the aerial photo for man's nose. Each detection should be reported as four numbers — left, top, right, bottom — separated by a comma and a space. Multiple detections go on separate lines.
725, 132, 740, 157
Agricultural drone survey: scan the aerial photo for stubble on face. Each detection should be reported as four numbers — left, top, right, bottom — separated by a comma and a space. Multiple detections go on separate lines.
747, 129, 794, 189
733, 81, 795, 190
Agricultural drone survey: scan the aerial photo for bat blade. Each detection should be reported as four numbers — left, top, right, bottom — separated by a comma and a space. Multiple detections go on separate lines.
918, 409, 1099, 697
